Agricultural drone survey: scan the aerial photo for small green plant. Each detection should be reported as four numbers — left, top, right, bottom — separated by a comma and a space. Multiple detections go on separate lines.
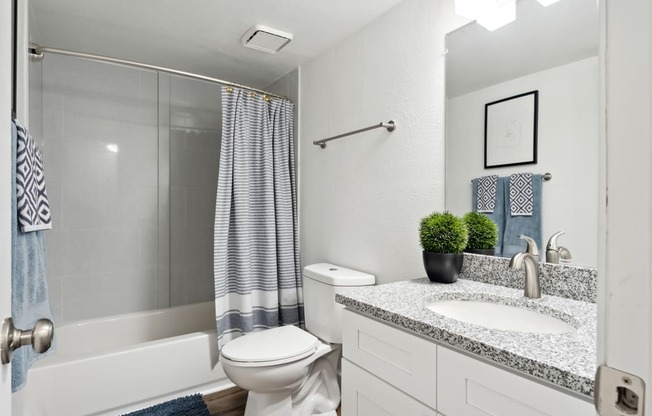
419, 211, 468, 253
462, 212, 498, 250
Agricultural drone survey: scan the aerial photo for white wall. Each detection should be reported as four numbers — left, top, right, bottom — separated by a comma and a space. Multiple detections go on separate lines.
446, 57, 599, 267
299, 0, 468, 285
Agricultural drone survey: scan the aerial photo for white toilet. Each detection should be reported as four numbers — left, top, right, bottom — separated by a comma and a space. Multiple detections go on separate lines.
220, 263, 375, 416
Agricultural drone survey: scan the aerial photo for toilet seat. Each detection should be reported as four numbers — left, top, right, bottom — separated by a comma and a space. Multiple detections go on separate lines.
221, 325, 320, 368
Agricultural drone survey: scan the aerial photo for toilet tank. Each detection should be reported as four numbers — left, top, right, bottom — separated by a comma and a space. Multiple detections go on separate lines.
303, 263, 375, 344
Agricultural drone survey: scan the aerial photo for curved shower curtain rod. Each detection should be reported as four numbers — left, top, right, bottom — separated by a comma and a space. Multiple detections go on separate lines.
28, 44, 290, 102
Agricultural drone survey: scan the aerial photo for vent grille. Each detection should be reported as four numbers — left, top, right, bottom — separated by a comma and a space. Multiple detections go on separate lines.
241, 25, 293, 54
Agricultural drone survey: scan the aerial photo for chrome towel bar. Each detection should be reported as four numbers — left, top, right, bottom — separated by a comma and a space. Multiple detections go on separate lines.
313, 121, 396, 149
471, 172, 552, 182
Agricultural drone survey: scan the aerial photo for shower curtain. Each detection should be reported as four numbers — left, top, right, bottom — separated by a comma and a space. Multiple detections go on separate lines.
214, 87, 302, 349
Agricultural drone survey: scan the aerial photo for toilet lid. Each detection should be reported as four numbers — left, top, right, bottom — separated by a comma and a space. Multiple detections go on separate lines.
221, 325, 320, 364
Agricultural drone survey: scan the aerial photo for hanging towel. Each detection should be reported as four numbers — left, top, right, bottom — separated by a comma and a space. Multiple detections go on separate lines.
503, 174, 543, 259
508, 172, 534, 216
11, 120, 56, 392
15, 119, 52, 232
472, 177, 506, 256
475, 175, 498, 213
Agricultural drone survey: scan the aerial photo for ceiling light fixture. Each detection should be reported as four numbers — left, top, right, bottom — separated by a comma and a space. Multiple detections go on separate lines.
454, 0, 496, 20
455, 0, 516, 31
241, 25, 293, 54
477, 0, 516, 31
536, 0, 562, 6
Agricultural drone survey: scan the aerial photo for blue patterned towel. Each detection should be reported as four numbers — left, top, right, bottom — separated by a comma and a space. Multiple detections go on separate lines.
15, 120, 52, 232
476, 175, 498, 213
503, 174, 542, 258
11, 120, 56, 392
509, 173, 533, 216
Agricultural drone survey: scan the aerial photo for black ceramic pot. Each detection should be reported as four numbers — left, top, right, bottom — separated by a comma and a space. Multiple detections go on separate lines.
464, 248, 495, 256
422, 251, 464, 283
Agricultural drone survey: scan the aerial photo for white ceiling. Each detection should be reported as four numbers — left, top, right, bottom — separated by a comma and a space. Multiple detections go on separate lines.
446, 0, 599, 98
29, 0, 404, 88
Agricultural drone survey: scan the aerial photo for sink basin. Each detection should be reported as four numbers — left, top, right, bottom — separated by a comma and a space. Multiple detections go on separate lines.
426, 300, 576, 334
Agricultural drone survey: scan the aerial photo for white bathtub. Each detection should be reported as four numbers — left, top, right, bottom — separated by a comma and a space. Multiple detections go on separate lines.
13, 301, 232, 416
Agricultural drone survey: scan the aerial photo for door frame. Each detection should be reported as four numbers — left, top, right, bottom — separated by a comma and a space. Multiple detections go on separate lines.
598, 0, 652, 409
1, 0, 15, 411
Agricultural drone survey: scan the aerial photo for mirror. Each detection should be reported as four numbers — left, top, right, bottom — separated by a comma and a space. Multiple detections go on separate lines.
445, 0, 599, 268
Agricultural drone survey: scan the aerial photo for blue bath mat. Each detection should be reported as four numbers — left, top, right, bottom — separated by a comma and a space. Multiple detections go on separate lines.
121, 393, 210, 416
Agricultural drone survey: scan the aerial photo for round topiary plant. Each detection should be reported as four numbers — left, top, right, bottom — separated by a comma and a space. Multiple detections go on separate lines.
462, 212, 498, 251
419, 211, 468, 254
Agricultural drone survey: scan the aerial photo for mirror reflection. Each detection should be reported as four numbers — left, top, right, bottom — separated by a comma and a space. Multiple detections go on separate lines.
445, 0, 599, 267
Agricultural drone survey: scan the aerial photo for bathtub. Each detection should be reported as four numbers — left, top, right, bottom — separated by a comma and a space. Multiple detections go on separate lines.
13, 301, 232, 416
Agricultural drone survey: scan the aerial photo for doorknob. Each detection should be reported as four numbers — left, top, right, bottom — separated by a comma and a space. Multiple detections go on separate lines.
1, 317, 54, 365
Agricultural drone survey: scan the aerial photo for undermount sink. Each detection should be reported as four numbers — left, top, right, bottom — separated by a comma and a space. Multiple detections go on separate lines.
426, 300, 576, 334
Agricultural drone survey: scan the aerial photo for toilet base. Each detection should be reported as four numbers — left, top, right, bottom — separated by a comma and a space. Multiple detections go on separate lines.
236, 347, 340, 416
245, 390, 293, 416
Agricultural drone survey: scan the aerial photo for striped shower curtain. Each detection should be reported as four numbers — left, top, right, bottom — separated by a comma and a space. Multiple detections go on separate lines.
214, 87, 303, 349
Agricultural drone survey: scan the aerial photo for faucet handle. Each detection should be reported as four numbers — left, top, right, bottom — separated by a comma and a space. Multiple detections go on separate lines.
546, 231, 565, 251
558, 246, 573, 262
519, 235, 539, 256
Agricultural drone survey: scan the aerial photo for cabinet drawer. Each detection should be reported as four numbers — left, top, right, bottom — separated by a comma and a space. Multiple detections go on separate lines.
437, 346, 595, 416
342, 358, 437, 416
342, 309, 437, 409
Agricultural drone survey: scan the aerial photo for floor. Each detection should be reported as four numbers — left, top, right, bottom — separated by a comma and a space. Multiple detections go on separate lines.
203, 387, 342, 416
204, 387, 248, 416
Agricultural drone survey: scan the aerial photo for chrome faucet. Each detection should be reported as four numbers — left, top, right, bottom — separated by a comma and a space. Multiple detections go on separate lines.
509, 235, 541, 299
545, 231, 572, 264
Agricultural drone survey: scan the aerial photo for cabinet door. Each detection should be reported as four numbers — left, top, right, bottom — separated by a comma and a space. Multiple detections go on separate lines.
342, 359, 437, 416
342, 309, 438, 408
437, 347, 595, 416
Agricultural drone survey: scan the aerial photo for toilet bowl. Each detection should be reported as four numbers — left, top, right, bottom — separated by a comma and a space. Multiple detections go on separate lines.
221, 326, 339, 416
219, 263, 375, 416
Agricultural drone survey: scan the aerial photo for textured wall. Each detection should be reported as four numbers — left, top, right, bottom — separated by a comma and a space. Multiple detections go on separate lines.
299, 0, 468, 284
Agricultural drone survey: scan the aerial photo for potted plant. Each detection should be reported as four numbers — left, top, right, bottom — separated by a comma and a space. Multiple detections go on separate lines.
462, 212, 498, 256
419, 211, 468, 283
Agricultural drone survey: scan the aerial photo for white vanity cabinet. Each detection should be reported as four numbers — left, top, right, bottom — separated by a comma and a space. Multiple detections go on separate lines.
341, 309, 595, 416
437, 347, 595, 416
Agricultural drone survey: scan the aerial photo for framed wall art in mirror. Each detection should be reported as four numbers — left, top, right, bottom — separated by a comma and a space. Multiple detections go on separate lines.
484, 90, 538, 168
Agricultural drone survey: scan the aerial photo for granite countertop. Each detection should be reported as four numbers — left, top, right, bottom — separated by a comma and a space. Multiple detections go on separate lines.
336, 278, 597, 397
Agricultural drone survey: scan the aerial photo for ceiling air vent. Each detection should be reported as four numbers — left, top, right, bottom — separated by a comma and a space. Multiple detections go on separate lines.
241, 25, 293, 54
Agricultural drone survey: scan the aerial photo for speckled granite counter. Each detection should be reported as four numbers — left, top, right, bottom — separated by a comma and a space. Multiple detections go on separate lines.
336, 278, 596, 397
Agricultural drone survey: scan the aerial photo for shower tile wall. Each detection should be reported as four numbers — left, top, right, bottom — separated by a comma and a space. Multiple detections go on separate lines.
40, 59, 223, 323
41, 55, 160, 324
169, 76, 221, 306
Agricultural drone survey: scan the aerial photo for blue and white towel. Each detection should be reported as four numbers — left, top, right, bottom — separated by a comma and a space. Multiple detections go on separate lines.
11, 120, 56, 392
472, 176, 505, 256
15, 120, 52, 232
476, 175, 498, 213
503, 174, 543, 258
509, 173, 533, 216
